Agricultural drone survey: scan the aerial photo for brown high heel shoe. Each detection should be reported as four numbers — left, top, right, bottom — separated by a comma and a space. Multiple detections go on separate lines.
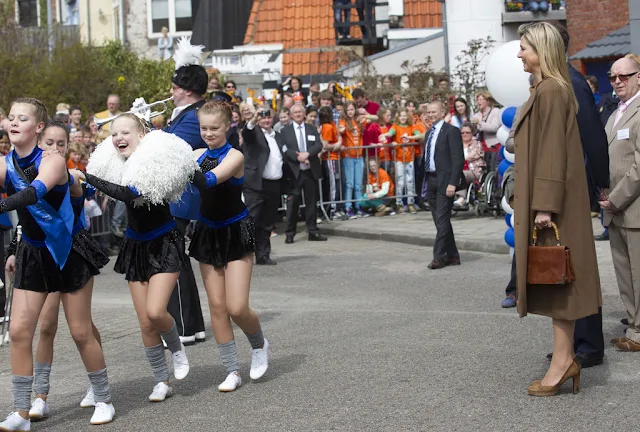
528, 358, 581, 396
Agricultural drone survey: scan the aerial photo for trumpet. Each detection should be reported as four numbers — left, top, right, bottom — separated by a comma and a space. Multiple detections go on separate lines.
94, 97, 173, 128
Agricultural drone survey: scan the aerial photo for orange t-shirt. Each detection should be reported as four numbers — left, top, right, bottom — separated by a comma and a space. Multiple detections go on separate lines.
67, 159, 85, 171
340, 119, 363, 159
413, 122, 427, 158
378, 125, 391, 162
320, 123, 340, 161
390, 124, 415, 163
368, 168, 394, 198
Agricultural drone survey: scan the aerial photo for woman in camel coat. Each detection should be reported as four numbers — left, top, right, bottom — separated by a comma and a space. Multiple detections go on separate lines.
513, 22, 601, 397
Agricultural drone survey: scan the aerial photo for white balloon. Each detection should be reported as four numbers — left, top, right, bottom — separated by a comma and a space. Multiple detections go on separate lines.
504, 148, 515, 163
510, 247, 515, 259
496, 125, 510, 146
501, 196, 514, 215
485, 40, 532, 107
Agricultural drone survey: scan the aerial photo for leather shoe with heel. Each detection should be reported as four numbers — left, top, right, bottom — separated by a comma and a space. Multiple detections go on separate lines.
444, 257, 461, 266
285, 235, 295, 244
308, 233, 327, 241
528, 358, 581, 396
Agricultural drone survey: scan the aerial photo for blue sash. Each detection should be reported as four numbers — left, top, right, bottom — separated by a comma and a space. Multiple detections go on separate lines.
5, 152, 74, 268
71, 195, 87, 235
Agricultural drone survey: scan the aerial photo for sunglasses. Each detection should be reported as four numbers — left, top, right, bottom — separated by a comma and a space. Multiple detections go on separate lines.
608, 71, 639, 84
226, 85, 236, 89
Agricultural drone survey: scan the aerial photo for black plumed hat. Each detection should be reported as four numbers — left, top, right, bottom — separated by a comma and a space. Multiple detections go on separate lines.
172, 65, 208, 95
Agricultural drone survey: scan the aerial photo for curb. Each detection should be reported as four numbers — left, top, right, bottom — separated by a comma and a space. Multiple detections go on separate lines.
317, 225, 510, 255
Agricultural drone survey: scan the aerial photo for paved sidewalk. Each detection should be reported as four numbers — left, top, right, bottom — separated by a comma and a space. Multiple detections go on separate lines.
318, 210, 606, 255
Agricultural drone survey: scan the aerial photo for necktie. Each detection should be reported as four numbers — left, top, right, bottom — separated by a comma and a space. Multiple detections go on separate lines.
298, 125, 306, 152
613, 101, 628, 127
424, 126, 436, 172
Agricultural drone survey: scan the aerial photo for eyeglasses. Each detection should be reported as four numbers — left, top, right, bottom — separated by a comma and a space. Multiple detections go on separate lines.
226, 85, 236, 89
608, 71, 639, 83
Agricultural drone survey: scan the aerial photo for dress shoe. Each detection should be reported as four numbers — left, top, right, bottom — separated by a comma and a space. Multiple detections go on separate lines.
445, 257, 461, 266
501, 294, 516, 308
256, 257, 277, 265
308, 233, 328, 241
615, 338, 640, 352
546, 352, 602, 368
575, 352, 603, 368
285, 235, 295, 244
611, 337, 626, 345
594, 232, 609, 241
528, 358, 581, 396
621, 318, 629, 326
428, 260, 446, 270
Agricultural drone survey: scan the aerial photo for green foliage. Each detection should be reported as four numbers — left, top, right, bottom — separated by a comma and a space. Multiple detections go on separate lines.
453, 37, 495, 109
0, 26, 175, 118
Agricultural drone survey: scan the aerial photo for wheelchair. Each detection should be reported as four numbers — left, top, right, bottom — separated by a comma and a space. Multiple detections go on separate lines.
451, 167, 502, 218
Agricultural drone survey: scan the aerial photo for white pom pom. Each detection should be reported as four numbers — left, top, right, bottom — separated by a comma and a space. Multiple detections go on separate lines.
122, 130, 198, 205
173, 37, 205, 70
86, 136, 126, 185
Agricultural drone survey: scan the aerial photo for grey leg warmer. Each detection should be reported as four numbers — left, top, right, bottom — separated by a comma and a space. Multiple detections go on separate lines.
160, 321, 181, 354
144, 344, 170, 383
33, 362, 51, 396
245, 327, 265, 350
88, 367, 111, 403
12, 375, 33, 412
218, 340, 239, 374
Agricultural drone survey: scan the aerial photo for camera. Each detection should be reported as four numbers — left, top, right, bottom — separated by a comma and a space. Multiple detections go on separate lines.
258, 111, 271, 118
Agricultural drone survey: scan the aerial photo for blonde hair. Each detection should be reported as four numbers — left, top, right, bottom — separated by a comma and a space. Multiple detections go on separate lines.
475, 91, 495, 107
518, 22, 579, 112
625, 53, 640, 68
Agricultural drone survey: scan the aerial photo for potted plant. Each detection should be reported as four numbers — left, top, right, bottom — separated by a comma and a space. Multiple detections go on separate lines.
550, 0, 560, 10
505, 1, 524, 12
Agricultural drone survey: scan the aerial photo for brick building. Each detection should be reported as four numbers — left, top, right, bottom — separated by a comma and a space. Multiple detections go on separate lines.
567, 0, 631, 93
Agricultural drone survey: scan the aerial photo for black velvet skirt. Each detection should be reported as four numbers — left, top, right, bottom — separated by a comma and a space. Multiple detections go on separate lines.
72, 228, 109, 275
15, 240, 93, 293
114, 227, 186, 282
189, 216, 255, 268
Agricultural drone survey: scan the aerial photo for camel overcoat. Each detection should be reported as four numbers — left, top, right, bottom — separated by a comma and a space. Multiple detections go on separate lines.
513, 79, 602, 320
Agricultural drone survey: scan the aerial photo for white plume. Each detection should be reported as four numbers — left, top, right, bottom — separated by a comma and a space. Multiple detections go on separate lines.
86, 136, 126, 185
173, 37, 205, 70
122, 130, 199, 205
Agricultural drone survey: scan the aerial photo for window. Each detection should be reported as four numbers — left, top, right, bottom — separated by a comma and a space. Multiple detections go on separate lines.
147, 0, 194, 37
17, 0, 39, 27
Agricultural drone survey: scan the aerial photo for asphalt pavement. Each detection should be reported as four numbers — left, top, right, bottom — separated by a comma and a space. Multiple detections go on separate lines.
0, 236, 633, 432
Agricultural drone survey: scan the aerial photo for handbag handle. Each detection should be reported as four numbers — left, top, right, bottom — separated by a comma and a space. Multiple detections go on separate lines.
532, 222, 561, 246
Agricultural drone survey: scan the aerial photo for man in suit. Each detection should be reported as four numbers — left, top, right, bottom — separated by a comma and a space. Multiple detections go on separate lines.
600, 57, 640, 352
276, 103, 327, 243
164, 57, 208, 345
243, 106, 283, 265
420, 101, 464, 270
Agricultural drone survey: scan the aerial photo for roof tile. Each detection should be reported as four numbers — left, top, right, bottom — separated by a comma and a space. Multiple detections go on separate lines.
244, 0, 442, 76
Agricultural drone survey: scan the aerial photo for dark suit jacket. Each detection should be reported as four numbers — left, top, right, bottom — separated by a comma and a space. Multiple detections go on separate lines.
276, 122, 323, 180
418, 122, 464, 194
598, 91, 620, 126
164, 100, 206, 150
242, 124, 283, 191
568, 64, 610, 206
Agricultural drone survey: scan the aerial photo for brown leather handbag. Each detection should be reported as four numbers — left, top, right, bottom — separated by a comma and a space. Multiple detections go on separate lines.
527, 222, 575, 285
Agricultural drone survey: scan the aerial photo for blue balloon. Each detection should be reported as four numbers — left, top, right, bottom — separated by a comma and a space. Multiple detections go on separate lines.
499, 146, 505, 160
529, 1, 540, 11
501, 107, 517, 129
505, 213, 512, 228
539, 1, 549, 11
498, 159, 512, 176
504, 227, 515, 248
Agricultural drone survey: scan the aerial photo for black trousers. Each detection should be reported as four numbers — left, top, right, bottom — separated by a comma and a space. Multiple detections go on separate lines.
426, 174, 459, 261
167, 218, 205, 337
286, 170, 319, 236
507, 253, 604, 358
505, 252, 516, 297
244, 180, 281, 261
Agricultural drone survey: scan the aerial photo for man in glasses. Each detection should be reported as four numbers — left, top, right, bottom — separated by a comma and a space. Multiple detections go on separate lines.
243, 106, 284, 264
600, 56, 640, 352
